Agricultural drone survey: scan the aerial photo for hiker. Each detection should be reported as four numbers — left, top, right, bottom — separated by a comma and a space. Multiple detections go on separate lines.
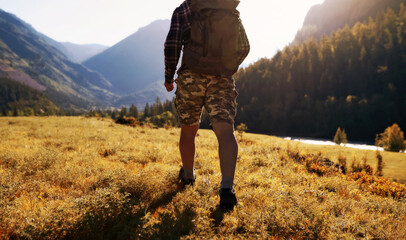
164, 0, 249, 209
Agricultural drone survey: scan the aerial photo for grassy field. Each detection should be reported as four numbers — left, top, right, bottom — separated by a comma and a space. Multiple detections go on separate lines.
279, 138, 406, 184
1, 117, 406, 239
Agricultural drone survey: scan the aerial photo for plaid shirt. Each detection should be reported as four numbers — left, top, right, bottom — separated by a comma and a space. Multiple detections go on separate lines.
164, 0, 250, 83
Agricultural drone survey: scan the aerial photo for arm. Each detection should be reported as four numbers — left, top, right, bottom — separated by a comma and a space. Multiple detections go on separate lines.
164, 9, 183, 87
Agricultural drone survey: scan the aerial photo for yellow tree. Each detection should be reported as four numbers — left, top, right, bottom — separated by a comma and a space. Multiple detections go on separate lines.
375, 123, 406, 152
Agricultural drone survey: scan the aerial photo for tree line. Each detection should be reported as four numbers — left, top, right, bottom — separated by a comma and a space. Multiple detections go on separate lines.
0, 76, 179, 127
87, 97, 179, 128
234, 4, 406, 142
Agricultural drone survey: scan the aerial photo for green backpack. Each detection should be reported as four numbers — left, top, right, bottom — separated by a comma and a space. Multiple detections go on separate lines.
183, 0, 247, 77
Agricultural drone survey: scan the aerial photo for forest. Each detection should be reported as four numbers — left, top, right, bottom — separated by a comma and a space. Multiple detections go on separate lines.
234, 4, 406, 141
0, 77, 60, 116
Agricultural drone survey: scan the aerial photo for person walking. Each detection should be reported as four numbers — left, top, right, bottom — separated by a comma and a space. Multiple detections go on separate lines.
164, 0, 249, 209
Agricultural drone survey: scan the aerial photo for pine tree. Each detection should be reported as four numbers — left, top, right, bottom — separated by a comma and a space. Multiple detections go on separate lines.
152, 97, 164, 116
1, 106, 7, 116
334, 127, 348, 145
129, 104, 138, 118
120, 106, 127, 118
144, 103, 150, 119
12, 107, 18, 116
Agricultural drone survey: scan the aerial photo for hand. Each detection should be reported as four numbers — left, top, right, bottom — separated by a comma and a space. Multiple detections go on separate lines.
165, 81, 175, 92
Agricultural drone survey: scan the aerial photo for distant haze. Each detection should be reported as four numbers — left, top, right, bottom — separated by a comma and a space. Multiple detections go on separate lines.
0, 0, 324, 64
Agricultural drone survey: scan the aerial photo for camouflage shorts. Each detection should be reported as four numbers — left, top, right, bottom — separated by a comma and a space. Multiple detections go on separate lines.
175, 70, 238, 126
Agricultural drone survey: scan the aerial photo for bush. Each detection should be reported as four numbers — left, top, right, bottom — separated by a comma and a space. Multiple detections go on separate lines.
362, 155, 373, 175
347, 172, 406, 199
334, 127, 348, 145
337, 154, 347, 174
350, 156, 363, 173
149, 111, 175, 127
375, 123, 406, 152
375, 151, 384, 177
115, 116, 140, 127
236, 123, 248, 141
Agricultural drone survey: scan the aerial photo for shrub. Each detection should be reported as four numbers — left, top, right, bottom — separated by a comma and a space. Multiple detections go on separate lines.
115, 116, 140, 127
236, 123, 248, 141
375, 151, 384, 177
362, 155, 373, 175
337, 154, 347, 174
334, 127, 348, 145
348, 172, 406, 199
149, 111, 175, 127
351, 156, 363, 173
375, 123, 406, 152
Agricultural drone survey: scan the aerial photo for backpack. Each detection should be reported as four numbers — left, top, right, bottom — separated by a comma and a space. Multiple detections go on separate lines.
183, 0, 248, 77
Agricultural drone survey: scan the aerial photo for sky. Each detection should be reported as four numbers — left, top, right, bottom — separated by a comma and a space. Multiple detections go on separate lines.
0, 0, 324, 64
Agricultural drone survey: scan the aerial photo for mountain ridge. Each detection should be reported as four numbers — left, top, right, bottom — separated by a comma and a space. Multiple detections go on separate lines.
293, 0, 405, 44
84, 19, 170, 95
60, 42, 108, 63
0, 8, 117, 110
40, 34, 109, 63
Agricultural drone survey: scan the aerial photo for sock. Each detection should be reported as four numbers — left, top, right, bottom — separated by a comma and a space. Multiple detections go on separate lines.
220, 176, 234, 189
183, 168, 195, 180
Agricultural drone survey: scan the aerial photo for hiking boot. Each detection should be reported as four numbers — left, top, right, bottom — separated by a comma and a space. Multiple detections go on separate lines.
219, 188, 237, 210
178, 167, 196, 186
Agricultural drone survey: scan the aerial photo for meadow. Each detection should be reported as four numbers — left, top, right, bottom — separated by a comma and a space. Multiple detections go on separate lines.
1, 117, 406, 239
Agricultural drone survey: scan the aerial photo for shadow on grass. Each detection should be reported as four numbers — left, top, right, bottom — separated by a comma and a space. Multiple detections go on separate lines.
148, 185, 184, 211
64, 198, 144, 240
147, 207, 196, 240
209, 206, 227, 229
64, 187, 196, 240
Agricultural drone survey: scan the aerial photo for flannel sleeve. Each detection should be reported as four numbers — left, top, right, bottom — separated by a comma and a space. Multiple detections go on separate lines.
164, 10, 183, 83
237, 24, 250, 66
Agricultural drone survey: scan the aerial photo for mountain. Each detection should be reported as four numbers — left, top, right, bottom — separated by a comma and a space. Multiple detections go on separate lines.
114, 80, 174, 109
293, 0, 405, 44
60, 42, 108, 63
235, 4, 406, 141
39, 34, 108, 63
0, 9, 117, 110
84, 19, 170, 95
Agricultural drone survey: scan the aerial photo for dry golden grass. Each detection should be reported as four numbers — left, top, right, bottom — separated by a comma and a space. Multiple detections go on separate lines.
289, 139, 406, 183
1, 116, 406, 239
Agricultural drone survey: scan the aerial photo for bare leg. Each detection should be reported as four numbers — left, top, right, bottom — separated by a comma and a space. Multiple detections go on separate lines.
211, 122, 238, 181
179, 124, 199, 170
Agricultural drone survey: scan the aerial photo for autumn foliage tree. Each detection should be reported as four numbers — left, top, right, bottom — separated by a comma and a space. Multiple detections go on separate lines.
375, 123, 406, 152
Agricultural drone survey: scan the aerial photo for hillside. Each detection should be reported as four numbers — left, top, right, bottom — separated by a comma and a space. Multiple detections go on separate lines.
235, 4, 406, 141
115, 81, 174, 109
0, 59, 45, 91
0, 77, 59, 115
293, 0, 405, 44
84, 20, 170, 95
0, 9, 117, 110
0, 117, 405, 239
